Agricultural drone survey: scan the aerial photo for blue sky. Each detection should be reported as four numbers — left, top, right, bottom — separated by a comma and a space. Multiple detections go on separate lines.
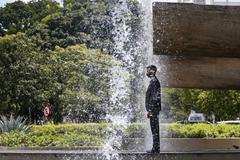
0, 0, 63, 7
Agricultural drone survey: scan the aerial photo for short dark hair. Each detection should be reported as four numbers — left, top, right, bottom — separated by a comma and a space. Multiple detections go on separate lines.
147, 65, 157, 72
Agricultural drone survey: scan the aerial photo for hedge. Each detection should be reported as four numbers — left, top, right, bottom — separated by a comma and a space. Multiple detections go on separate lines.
165, 123, 240, 138
0, 123, 145, 148
0, 123, 240, 147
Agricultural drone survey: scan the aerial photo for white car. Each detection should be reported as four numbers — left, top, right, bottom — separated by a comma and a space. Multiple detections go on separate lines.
217, 120, 240, 124
188, 113, 206, 123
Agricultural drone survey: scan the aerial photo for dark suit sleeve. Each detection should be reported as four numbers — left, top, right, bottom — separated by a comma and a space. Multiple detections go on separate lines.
145, 88, 151, 112
151, 81, 161, 113
152, 82, 161, 104
146, 80, 161, 114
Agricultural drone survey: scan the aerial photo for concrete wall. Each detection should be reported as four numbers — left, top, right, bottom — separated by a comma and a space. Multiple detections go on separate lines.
158, 56, 240, 89
0, 149, 240, 160
153, 3, 240, 88
153, 0, 240, 6
153, 3, 240, 58
0, 138, 239, 160
123, 138, 240, 152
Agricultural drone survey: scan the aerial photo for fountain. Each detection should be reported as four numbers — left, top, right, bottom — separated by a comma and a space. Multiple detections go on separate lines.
1, 0, 240, 160
102, 0, 150, 159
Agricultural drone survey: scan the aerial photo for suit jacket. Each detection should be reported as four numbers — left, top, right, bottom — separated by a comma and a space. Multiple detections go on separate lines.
145, 76, 161, 115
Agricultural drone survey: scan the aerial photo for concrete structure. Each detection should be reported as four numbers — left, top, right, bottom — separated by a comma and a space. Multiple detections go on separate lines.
0, 149, 239, 160
154, 0, 240, 5
158, 56, 240, 88
123, 138, 240, 152
0, 138, 239, 160
153, 3, 240, 58
153, 2, 240, 88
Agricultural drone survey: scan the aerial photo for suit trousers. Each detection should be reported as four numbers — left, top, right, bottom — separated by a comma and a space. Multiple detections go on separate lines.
150, 115, 160, 150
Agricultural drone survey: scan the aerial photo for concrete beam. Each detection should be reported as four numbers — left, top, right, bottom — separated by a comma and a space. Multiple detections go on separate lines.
158, 56, 240, 89
153, 3, 240, 57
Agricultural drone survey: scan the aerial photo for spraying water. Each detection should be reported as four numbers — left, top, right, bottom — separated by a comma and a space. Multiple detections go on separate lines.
102, 1, 138, 159
101, 0, 160, 159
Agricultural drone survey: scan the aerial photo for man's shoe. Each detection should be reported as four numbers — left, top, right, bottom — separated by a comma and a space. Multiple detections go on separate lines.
146, 149, 160, 154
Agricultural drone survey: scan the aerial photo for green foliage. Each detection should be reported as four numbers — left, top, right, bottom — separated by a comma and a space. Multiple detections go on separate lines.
0, 33, 43, 117
0, 123, 240, 148
0, 0, 142, 122
0, 123, 142, 147
43, 45, 112, 123
1, 0, 240, 123
0, 115, 30, 133
0, 124, 105, 147
27, 0, 142, 51
163, 88, 240, 121
125, 122, 146, 138
0, 0, 62, 36
0, 33, 112, 123
164, 123, 240, 138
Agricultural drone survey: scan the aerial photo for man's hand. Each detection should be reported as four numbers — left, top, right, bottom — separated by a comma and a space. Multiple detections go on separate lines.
147, 112, 152, 118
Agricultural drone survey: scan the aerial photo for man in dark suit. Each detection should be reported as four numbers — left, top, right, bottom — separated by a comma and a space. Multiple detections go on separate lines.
145, 65, 161, 153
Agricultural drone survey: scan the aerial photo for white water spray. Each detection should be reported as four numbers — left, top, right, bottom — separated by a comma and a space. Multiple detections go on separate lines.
101, 0, 163, 159
102, 1, 139, 159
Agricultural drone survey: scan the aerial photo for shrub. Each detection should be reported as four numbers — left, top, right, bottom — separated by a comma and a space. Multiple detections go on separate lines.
0, 123, 146, 148
0, 115, 30, 133
163, 123, 240, 138
0, 123, 240, 148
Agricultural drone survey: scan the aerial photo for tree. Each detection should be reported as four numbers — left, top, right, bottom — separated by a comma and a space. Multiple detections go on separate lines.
42, 45, 111, 123
27, 0, 142, 52
0, 33, 44, 122
0, 33, 112, 123
163, 89, 201, 121
164, 88, 240, 121
197, 90, 240, 121
0, 0, 144, 123
0, 0, 61, 36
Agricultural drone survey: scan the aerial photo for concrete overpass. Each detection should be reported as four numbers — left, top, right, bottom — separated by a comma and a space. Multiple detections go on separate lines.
153, 2, 240, 89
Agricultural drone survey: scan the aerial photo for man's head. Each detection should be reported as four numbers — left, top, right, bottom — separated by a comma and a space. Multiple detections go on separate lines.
146, 65, 157, 78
